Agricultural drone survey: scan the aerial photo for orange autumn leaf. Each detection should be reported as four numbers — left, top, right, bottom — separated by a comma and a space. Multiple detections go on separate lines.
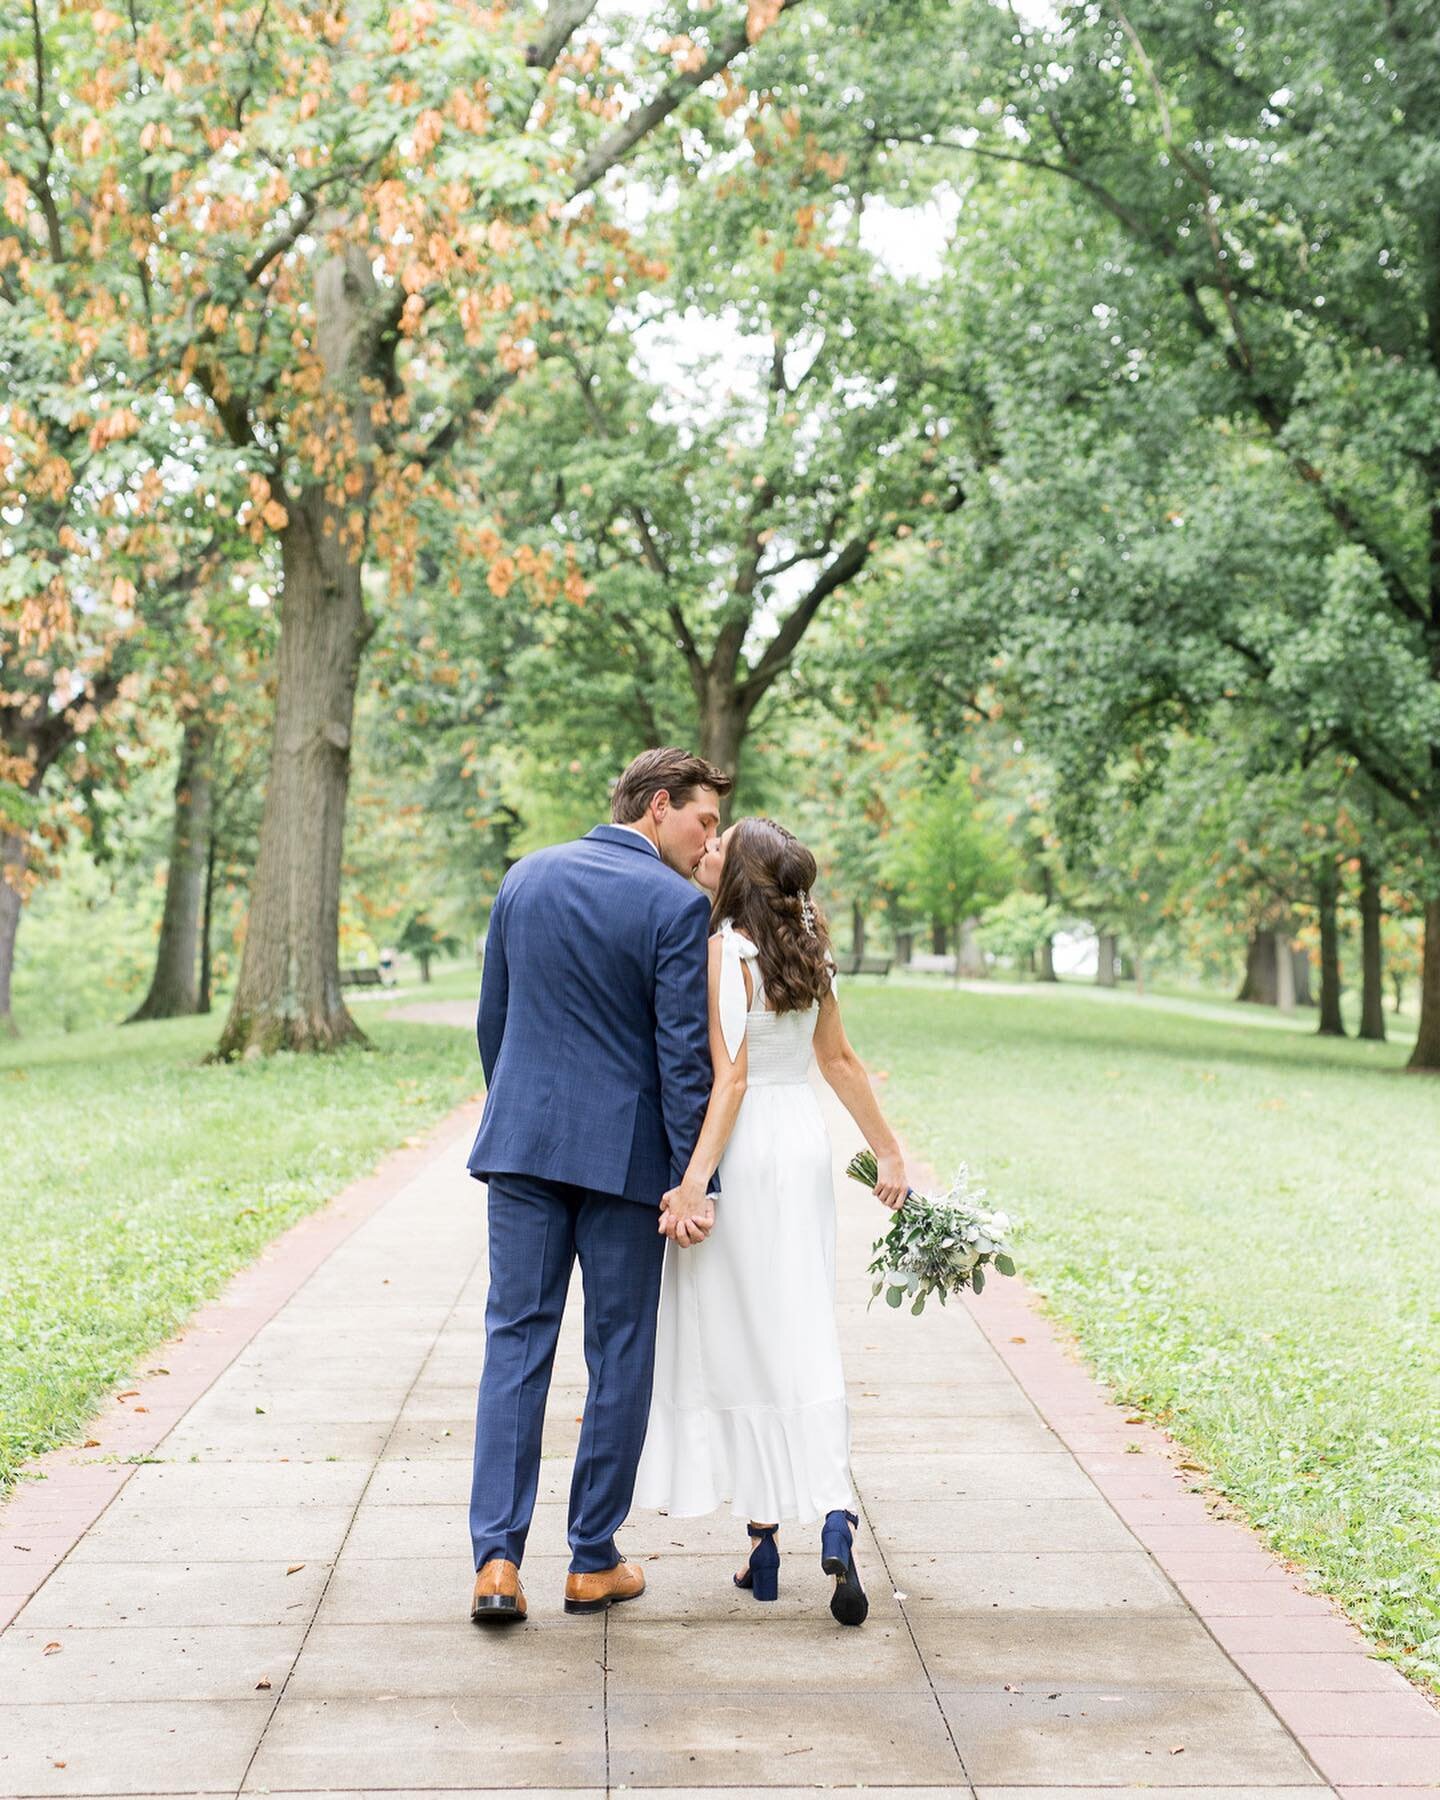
747, 0, 784, 43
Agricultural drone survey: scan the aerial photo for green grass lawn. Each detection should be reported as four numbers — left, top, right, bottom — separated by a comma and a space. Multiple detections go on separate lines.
0, 1013, 480, 1497
843, 981, 1440, 1694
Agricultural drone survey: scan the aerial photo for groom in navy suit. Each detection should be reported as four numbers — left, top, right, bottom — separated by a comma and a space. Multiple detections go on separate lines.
467, 747, 732, 1623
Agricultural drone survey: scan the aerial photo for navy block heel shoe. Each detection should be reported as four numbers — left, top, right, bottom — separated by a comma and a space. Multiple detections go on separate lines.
733, 1522, 780, 1602
821, 1509, 868, 1626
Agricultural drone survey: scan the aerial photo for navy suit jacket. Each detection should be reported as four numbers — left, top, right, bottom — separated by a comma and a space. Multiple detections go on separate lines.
466, 825, 715, 1207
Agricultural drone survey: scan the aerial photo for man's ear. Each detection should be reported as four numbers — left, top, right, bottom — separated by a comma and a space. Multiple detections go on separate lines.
650, 789, 672, 825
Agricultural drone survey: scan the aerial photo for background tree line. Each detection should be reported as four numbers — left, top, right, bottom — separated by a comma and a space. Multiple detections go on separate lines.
3, 0, 1437, 1065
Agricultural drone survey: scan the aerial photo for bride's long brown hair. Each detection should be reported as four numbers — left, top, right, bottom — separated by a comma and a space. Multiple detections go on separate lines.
710, 817, 834, 1015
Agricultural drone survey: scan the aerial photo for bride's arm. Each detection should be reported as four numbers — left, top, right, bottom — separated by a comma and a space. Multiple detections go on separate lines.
661, 935, 751, 1248
813, 991, 908, 1209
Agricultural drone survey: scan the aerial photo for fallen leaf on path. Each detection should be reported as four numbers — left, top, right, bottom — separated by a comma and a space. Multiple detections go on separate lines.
1009, 1336, 1026, 1343
1169, 1745, 1185, 1754
285, 1564, 305, 1575
255, 1677, 271, 1690
83, 1439, 101, 1449
43, 1642, 61, 1655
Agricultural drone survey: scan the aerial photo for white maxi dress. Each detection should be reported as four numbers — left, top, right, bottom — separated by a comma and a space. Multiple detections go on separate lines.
633, 923, 856, 1524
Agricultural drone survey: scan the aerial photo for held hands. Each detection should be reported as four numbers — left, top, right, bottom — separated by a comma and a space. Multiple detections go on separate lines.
659, 1176, 715, 1248
872, 1149, 909, 1212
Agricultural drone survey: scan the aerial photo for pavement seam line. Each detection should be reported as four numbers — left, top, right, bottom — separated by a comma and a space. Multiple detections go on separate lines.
231, 1152, 491, 1797
602, 1603, 611, 1795
898, 1125, 1361, 1794
960, 1308, 1352, 1792
0, 1100, 482, 1632
855, 1482, 974, 1789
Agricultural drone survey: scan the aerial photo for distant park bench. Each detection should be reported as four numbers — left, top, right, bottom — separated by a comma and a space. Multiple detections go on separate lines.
906, 952, 958, 975
833, 953, 893, 978
339, 966, 386, 990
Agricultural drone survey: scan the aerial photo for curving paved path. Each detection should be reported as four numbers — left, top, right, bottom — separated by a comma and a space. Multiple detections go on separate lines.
1, 1002, 1435, 1797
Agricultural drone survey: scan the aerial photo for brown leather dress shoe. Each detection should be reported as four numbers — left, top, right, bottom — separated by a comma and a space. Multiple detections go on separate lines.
471, 1558, 527, 1625
563, 1559, 646, 1614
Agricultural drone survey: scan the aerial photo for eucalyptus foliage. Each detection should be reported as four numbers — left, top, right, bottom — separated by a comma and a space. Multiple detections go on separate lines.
849, 1147, 1016, 1313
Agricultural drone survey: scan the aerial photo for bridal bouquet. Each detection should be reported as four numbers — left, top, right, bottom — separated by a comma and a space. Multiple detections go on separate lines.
847, 1150, 1016, 1313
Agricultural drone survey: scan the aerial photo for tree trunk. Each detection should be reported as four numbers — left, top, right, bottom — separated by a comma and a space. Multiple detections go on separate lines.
1291, 943, 1315, 1007
128, 718, 216, 1023
697, 689, 746, 822
1316, 860, 1346, 1037
1132, 948, 1145, 997
0, 830, 23, 1038
1358, 857, 1386, 1043
214, 512, 370, 1057
199, 826, 216, 1015
213, 232, 377, 1059
1096, 931, 1117, 987
1393, 972, 1404, 1016
1408, 895, 1440, 1070
419, 952, 433, 984
894, 929, 914, 966
1275, 931, 1296, 1014
1237, 929, 1279, 1004
851, 900, 866, 958
957, 916, 986, 978
1037, 867, 1058, 980
930, 917, 948, 956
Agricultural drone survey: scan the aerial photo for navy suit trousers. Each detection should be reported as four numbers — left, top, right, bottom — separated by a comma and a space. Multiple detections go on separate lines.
469, 1173, 666, 1576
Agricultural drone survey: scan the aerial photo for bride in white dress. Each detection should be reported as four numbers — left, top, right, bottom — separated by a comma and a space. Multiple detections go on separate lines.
632, 816, 909, 1625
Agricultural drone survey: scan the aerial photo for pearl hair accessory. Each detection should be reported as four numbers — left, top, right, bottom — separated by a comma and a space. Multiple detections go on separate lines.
800, 892, 817, 936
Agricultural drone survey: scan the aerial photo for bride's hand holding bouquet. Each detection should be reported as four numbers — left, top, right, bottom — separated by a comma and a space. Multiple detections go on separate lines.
848, 1149, 1017, 1314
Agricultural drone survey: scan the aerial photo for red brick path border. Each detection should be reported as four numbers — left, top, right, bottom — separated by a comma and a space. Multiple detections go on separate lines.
961, 1272, 1440, 1791
0, 1097, 480, 1634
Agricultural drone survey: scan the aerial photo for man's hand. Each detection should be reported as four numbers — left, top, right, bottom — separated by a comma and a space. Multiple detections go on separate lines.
659, 1178, 714, 1248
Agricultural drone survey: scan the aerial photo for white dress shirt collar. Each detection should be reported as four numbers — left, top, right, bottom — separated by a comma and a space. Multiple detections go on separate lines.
607, 822, 660, 857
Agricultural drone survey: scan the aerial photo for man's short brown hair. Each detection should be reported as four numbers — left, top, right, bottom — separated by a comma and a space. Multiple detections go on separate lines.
611, 747, 734, 824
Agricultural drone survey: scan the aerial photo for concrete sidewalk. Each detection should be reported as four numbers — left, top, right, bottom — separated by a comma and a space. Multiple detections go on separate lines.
0, 1052, 1433, 1796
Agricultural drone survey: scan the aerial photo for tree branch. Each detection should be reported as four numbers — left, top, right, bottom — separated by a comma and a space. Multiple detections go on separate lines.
1219, 633, 1426, 815
27, 0, 65, 263
410, 371, 519, 471
569, 0, 806, 195
525, 0, 601, 70
738, 532, 871, 709
878, 130, 1168, 255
